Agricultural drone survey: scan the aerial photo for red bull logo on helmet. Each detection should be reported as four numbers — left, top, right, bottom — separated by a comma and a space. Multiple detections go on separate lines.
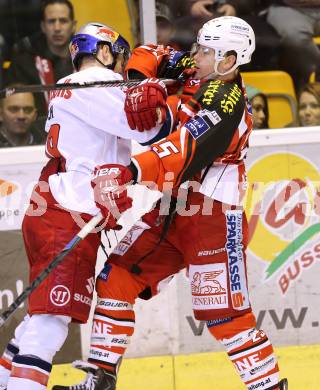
97, 27, 118, 43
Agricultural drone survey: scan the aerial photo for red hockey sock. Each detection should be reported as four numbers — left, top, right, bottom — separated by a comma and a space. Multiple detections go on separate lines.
208, 314, 280, 389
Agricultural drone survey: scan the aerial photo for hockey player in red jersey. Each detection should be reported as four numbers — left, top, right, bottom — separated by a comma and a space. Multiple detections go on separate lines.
0, 22, 174, 390
52, 17, 288, 390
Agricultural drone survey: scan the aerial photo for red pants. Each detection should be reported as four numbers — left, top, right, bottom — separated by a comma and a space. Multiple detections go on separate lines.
22, 206, 100, 323
106, 194, 252, 321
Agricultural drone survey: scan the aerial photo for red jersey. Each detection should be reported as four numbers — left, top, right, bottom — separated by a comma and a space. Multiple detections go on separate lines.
131, 75, 252, 206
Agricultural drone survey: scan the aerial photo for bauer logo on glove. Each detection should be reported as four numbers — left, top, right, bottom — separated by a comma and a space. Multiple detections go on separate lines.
93, 166, 122, 178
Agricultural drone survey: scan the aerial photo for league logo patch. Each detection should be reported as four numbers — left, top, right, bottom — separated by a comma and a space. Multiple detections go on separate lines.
184, 116, 210, 140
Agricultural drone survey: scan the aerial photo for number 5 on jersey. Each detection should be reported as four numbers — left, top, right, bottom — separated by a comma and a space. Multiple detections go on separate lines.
152, 141, 179, 158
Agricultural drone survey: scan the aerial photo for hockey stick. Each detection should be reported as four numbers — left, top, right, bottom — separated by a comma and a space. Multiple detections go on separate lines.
0, 212, 103, 328
0, 78, 176, 98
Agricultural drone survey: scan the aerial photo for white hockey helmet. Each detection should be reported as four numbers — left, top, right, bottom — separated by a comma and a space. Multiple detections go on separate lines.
197, 16, 255, 71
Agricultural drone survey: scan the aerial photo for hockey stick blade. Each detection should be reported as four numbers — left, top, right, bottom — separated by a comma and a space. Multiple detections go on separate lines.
0, 212, 103, 328
0, 78, 176, 98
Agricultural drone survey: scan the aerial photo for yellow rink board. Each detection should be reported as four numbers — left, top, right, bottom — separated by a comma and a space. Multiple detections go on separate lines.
48, 344, 320, 389
71, 0, 136, 48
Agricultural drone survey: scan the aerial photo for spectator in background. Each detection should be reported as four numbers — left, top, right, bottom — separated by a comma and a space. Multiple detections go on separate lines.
297, 82, 320, 127
223, 1, 281, 71
266, 0, 320, 91
4, 0, 76, 119
0, 89, 45, 147
155, 2, 175, 46
167, 0, 223, 50
247, 85, 269, 129
166, 0, 281, 71
0, 0, 42, 61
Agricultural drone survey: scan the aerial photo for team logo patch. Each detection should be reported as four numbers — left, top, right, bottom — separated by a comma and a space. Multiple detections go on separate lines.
50, 285, 71, 307
190, 263, 228, 310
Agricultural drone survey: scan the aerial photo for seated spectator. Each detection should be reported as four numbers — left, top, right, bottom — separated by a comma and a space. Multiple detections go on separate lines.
156, 2, 175, 46
297, 82, 320, 127
168, 0, 220, 50
266, 0, 320, 91
166, 0, 281, 71
4, 0, 76, 119
0, 89, 45, 147
247, 85, 269, 129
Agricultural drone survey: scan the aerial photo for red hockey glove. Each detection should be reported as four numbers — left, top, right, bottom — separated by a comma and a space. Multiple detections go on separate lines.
91, 164, 133, 230
124, 78, 167, 132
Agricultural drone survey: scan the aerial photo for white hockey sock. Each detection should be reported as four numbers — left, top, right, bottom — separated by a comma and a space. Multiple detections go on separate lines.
0, 340, 19, 387
0, 365, 10, 388
0, 340, 19, 367
7, 377, 46, 390
7, 354, 52, 390
6, 314, 71, 389
0, 314, 30, 377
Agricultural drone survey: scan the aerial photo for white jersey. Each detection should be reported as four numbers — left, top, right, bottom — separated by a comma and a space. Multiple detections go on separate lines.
45, 66, 162, 215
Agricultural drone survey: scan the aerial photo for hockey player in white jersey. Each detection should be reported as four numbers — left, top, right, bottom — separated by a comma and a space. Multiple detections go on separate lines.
0, 22, 169, 390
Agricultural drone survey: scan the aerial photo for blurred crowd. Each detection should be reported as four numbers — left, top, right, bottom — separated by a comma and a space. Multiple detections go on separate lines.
1, 0, 320, 148
0, 0, 74, 147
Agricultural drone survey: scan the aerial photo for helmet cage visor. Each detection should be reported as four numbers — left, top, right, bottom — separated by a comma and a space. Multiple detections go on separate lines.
191, 43, 212, 57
